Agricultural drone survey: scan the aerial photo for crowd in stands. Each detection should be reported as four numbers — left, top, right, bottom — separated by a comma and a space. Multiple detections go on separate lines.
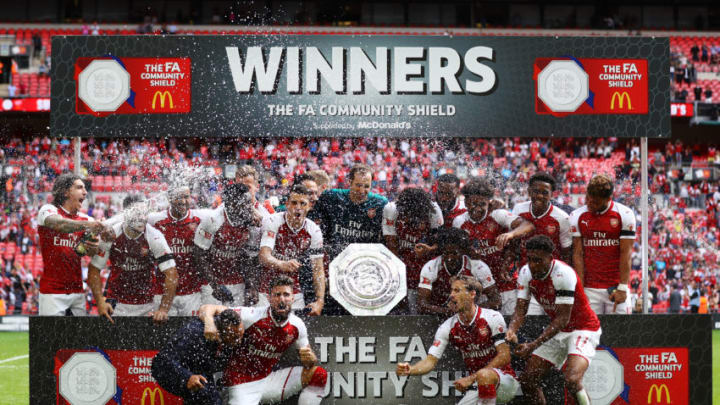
0, 135, 718, 315
2, 24, 720, 103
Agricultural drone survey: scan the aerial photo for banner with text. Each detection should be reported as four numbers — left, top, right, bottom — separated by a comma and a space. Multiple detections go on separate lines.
50, 36, 669, 138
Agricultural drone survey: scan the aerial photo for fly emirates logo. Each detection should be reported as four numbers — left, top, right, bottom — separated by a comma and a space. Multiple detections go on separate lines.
53, 234, 79, 248
583, 231, 620, 247
225, 46, 497, 95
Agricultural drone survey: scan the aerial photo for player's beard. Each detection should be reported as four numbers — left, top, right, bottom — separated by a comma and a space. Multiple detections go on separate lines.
272, 304, 291, 322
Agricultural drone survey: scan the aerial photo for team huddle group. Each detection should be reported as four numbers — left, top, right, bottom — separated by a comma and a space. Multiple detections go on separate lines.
36, 163, 635, 405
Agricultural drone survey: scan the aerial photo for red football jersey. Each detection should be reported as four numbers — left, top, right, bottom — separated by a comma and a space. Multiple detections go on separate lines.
428, 307, 514, 376
453, 209, 519, 292
223, 307, 309, 385
258, 213, 324, 294
418, 255, 495, 307
148, 208, 209, 295
194, 205, 251, 285
512, 202, 571, 266
37, 204, 93, 294
570, 201, 636, 288
91, 222, 175, 305
517, 260, 600, 333
383, 201, 443, 288
441, 198, 467, 229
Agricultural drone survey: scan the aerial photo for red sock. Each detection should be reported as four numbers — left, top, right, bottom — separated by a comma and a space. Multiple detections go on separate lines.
308, 367, 328, 387
477, 384, 497, 399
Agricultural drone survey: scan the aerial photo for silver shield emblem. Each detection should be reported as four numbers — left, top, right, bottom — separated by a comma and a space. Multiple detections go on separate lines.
583, 349, 624, 405
59, 352, 117, 405
78, 59, 131, 112
537, 60, 589, 113
329, 243, 406, 316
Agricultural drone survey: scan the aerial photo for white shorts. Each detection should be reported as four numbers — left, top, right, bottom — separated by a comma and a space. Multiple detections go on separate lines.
224, 366, 305, 405
526, 296, 545, 316
500, 290, 517, 316
153, 292, 202, 316
585, 287, 631, 314
456, 369, 520, 405
201, 283, 245, 306
38, 293, 86, 316
113, 302, 155, 317
257, 292, 306, 309
533, 328, 602, 368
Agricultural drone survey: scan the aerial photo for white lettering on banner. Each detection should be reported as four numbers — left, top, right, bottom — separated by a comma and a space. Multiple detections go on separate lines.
130, 356, 156, 383
637, 352, 681, 380
226, 46, 497, 95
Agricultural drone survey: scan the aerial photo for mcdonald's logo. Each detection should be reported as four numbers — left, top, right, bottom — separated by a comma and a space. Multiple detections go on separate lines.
141, 387, 165, 405
610, 91, 632, 110
151, 91, 174, 109
647, 384, 671, 403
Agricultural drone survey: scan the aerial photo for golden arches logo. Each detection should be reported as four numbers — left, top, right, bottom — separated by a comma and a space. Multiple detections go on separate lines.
647, 384, 670, 403
141, 387, 165, 405
610, 91, 632, 110
151, 91, 174, 109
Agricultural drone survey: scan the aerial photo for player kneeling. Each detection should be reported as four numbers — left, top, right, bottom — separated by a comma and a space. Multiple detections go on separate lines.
396, 275, 519, 404
199, 275, 328, 405
506, 235, 601, 405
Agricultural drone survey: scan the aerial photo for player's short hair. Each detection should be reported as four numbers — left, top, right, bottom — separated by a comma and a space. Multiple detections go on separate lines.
289, 184, 313, 197
437, 173, 460, 187
294, 173, 316, 186
216, 309, 241, 333
436, 227, 471, 253
308, 170, 330, 188
525, 234, 555, 254
461, 177, 494, 198
122, 193, 145, 209
222, 183, 250, 202
396, 187, 434, 224
348, 164, 373, 182
529, 172, 557, 191
450, 274, 483, 295
586, 174, 614, 199
235, 165, 258, 181
167, 185, 190, 201
52, 172, 83, 207
269, 275, 295, 291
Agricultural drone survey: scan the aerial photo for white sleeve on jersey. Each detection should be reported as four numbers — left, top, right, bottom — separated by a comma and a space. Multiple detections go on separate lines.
146, 224, 176, 271
452, 212, 468, 229
490, 209, 519, 230
483, 309, 508, 346
37, 204, 58, 226
552, 207, 572, 248
430, 202, 444, 228
552, 262, 577, 306
427, 316, 453, 359
516, 266, 532, 301
470, 259, 495, 289
146, 211, 166, 227
417, 257, 440, 290
291, 314, 310, 348
382, 202, 398, 236
511, 201, 530, 216
193, 207, 223, 250
90, 223, 122, 270
569, 207, 584, 238
618, 203, 637, 240
260, 213, 284, 251
306, 220, 324, 259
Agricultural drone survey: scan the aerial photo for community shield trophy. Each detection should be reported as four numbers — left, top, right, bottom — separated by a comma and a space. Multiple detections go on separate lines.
329, 243, 406, 316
